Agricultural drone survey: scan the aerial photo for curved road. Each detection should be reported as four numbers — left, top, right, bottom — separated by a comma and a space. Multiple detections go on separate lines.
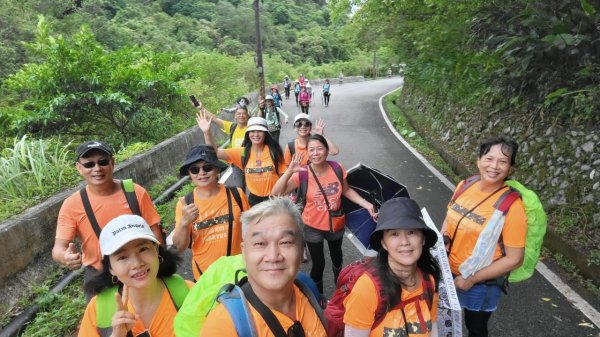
274, 77, 600, 337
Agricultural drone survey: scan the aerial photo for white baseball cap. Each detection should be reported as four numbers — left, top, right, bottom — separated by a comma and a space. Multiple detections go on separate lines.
294, 113, 312, 124
99, 215, 159, 256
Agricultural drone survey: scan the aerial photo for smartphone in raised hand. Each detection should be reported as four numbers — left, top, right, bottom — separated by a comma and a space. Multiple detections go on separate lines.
189, 95, 200, 107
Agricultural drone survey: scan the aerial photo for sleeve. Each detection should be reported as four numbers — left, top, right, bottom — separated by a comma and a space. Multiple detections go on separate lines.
223, 147, 243, 168
338, 163, 348, 180
55, 195, 78, 241
501, 198, 527, 248
343, 274, 378, 329
77, 297, 101, 337
199, 304, 238, 337
221, 120, 233, 134
136, 185, 161, 227
431, 291, 439, 322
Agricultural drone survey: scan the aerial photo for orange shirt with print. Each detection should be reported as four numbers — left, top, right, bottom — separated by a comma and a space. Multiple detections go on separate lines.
446, 181, 527, 275
78, 279, 194, 337
291, 162, 347, 232
344, 273, 439, 337
175, 185, 249, 280
223, 146, 287, 197
200, 284, 327, 337
283, 139, 309, 166
56, 183, 161, 270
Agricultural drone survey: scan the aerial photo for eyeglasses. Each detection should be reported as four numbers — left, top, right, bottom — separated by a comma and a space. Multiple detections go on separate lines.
189, 164, 215, 174
287, 321, 305, 337
294, 121, 312, 128
79, 158, 111, 168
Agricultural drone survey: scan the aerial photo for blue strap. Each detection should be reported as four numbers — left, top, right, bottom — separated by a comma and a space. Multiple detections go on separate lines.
218, 284, 256, 337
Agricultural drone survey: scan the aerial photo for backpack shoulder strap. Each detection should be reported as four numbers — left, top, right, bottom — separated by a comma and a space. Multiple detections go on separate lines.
494, 188, 521, 214
225, 187, 235, 256
451, 175, 481, 202
241, 283, 287, 337
228, 186, 245, 211
230, 123, 238, 144
327, 161, 343, 185
163, 274, 190, 310
184, 191, 194, 205
96, 286, 119, 328
80, 187, 102, 238
242, 148, 249, 170
218, 284, 257, 337
288, 140, 296, 157
294, 274, 327, 329
296, 166, 309, 209
121, 179, 141, 216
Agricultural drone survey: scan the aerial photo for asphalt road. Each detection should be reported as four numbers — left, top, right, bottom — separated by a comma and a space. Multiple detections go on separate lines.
176, 77, 599, 336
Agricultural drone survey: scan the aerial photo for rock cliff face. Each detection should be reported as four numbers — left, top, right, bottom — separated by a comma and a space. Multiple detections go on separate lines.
396, 82, 600, 275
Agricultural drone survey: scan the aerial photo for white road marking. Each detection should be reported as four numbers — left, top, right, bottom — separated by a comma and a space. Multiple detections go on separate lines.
344, 81, 600, 329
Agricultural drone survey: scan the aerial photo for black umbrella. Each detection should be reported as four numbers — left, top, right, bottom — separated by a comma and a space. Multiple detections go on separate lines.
342, 163, 410, 250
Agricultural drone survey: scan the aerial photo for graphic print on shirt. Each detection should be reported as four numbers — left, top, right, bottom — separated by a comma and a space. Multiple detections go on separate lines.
312, 181, 341, 212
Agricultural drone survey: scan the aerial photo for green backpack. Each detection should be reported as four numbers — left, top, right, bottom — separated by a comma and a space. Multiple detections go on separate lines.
96, 274, 189, 337
504, 180, 548, 282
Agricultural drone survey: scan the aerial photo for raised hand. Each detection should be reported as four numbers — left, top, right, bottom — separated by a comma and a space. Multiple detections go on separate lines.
63, 242, 82, 270
179, 197, 199, 226
287, 153, 307, 174
111, 285, 138, 337
313, 118, 326, 135
196, 109, 213, 133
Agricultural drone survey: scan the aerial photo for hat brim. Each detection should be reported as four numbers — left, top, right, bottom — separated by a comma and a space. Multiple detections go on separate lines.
78, 147, 112, 160
369, 218, 438, 251
245, 125, 269, 133
179, 158, 228, 177
102, 234, 160, 256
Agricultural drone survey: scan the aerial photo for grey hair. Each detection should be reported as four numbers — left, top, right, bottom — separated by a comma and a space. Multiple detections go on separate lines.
240, 197, 304, 239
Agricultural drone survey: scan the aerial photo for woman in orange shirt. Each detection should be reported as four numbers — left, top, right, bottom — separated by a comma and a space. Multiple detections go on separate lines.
198, 110, 285, 206
272, 134, 376, 294
440, 136, 526, 337
343, 197, 440, 337
79, 214, 191, 337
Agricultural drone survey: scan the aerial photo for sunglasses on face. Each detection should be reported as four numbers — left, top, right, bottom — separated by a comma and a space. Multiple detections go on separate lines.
189, 164, 215, 174
294, 121, 312, 128
79, 158, 111, 168
287, 321, 305, 337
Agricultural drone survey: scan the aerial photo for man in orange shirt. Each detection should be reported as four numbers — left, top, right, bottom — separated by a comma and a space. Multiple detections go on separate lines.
52, 141, 163, 300
200, 197, 327, 337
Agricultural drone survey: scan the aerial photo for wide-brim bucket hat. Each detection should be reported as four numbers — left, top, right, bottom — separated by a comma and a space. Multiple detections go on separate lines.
369, 197, 438, 251
245, 117, 269, 133
179, 144, 227, 177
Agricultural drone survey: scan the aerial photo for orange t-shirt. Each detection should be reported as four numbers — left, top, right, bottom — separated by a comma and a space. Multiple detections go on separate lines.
78, 279, 194, 337
56, 182, 161, 270
291, 162, 347, 232
344, 273, 439, 337
446, 181, 527, 275
200, 284, 327, 337
175, 185, 249, 280
223, 146, 287, 197
283, 139, 309, 166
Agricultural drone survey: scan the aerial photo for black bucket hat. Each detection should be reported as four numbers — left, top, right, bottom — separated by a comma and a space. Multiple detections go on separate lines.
369, 197, 438, 251
179, 144, 227, 177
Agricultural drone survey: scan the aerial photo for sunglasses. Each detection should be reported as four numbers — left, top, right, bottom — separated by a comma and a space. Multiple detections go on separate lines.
294, 121, 312, 128
287, 321, 305, 337
189, 164, 215, 174
79, 158, 111, 169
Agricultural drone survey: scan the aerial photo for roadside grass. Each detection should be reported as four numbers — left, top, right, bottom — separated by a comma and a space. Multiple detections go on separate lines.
382, 90, 462, 184
0, 139, 155, 222
21, 274, 85, 337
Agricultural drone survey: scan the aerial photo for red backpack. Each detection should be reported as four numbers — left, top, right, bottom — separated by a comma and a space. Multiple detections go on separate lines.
324, 258, 434, 337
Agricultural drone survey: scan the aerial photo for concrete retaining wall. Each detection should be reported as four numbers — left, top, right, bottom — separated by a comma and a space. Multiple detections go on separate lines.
0, 126, 214, 314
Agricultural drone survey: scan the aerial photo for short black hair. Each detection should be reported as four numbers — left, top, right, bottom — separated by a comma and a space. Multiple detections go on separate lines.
308, 134, 329, 152
478, 136, 519, 165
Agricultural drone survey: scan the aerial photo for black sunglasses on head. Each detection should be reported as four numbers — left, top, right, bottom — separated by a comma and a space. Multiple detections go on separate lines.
189, 164, 215, 174
294, 121, 312, 128
79, 158, 111, 169
287, 321, 305, 337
